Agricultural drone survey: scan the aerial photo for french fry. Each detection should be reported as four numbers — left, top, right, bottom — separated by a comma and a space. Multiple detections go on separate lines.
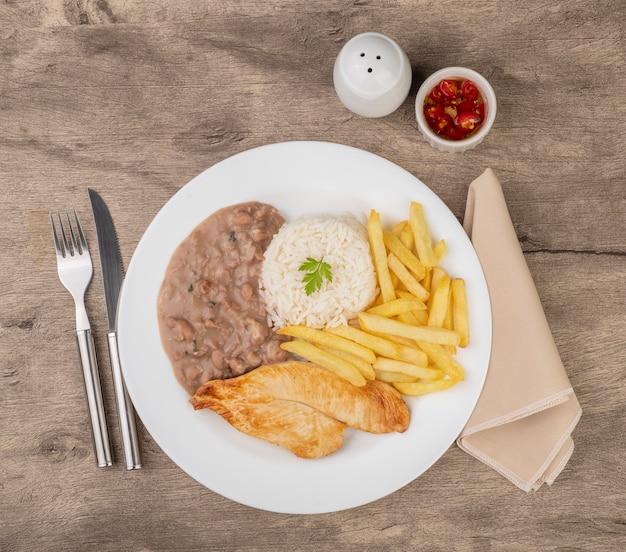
387, 253, 430, 302
326, 324, 428, 366
280, 340, 366, 387
443, 286, 454, 330
422, 268, 433, 293
427, 274, 451, 327
395, 310, 461, 366
409, 202, 437, 267
383, 231, 426, 280
433, 239, 447, 262
366, 332, 429, 365
367, 209, 396, 303
392, 219, 409, 237
413, 309, 429, 325
393, 378, 459, 396
443, 286, 457, 355
451, 278, 470, 347
373, 357, 444, 380
396, 292, 429, 325
369, 328, 416, 347
366, 296, 426, 317
389, 271, 401, 290
276, 325, 376, 364
427, 266, 448, 308
393, 220, 415, 250
415, 340, 465, 380
359, 312, 461, 347
374, 369, 419, 384
318, 344, 375, 380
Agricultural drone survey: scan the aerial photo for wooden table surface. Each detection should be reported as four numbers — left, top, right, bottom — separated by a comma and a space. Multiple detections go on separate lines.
2, 1, 625, 550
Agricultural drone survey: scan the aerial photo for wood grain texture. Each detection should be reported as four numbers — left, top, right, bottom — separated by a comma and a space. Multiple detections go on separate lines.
1, 1, 625, 551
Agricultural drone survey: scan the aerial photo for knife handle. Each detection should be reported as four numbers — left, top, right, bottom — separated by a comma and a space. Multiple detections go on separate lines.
107, 332, 142, 470
76, 329, 113, 468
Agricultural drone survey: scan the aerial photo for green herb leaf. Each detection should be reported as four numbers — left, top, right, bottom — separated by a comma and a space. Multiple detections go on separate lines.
298, 257, 332, 296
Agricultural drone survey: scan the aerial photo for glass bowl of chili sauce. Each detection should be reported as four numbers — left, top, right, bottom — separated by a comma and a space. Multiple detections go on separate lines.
415, 67, 497, 153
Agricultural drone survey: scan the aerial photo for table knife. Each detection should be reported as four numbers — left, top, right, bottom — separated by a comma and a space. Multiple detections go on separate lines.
88, 189, 142, 470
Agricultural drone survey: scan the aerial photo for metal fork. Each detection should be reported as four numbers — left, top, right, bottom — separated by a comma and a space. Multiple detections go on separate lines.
50, 208, 112, 468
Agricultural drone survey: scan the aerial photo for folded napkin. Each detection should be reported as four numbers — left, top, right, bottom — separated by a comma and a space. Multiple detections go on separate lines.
456, 168, 582, 491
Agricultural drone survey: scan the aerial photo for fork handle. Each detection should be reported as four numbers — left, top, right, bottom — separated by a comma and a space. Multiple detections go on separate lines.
76, 329, 113, 468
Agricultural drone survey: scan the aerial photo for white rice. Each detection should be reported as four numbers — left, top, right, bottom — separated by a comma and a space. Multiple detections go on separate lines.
260, 213, 378, 329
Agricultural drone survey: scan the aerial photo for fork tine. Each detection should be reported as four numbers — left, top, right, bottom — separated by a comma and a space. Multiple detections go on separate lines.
73, 208, 89, 254
65, 209, 80, 256
50, 211, 64, 257
58, 210, 72, 257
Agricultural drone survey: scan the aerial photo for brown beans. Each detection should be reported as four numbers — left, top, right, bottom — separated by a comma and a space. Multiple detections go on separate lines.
166, 317, 195, 342
240, 283, 254, 301
157, 202, 292, 395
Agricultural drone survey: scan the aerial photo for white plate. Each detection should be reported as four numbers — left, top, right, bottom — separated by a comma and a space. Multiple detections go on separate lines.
117, 141, 491, 514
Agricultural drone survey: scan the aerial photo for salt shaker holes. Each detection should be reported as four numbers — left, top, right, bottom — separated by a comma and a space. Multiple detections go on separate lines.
359, 52, 382, 73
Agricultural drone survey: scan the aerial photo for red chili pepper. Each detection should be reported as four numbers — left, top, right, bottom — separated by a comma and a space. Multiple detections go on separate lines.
455, 111, 482, 133
424, 104, 444, 122
439, 79, 462, 99
432, 113, 453, 133
461, 80, 479, 101
445, 124, 465, 140
456, 100, 476, 114
429, 86, 446, 104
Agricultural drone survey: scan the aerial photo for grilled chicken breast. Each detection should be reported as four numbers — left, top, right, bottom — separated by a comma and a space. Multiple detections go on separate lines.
190, 361, 410, 457
192, 391, 346, 458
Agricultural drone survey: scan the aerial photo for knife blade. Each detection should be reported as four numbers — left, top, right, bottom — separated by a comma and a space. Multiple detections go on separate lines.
88, 188, 142, 470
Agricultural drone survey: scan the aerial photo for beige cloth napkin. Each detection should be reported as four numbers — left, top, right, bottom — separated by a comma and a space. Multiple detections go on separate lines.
456, 168, 582, 491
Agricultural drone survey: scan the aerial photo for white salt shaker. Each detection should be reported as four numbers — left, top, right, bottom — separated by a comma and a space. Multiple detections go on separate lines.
333, 32, 412, 118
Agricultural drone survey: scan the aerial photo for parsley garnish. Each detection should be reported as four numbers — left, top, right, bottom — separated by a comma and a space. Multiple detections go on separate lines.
299, 257, 332, 296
